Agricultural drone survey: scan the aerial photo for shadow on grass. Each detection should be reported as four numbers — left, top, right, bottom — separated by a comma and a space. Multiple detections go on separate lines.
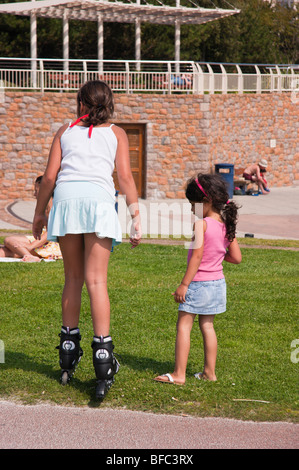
87, 353, 175, 408
3, 350, 100, 406
3, 350, 58, 380
2, 350, 174, 407
116, 352, 173, 376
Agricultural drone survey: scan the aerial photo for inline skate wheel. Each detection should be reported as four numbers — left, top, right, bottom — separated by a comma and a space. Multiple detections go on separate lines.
61, 371, 69, 385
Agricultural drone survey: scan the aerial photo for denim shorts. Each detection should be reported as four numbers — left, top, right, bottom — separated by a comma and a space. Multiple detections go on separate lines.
179, 278, 226, 315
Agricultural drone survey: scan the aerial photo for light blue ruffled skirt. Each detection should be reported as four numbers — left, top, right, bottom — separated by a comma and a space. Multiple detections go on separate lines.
47, 182, 122, 246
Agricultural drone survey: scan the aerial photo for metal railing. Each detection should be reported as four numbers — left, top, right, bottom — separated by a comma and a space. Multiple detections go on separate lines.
0, 58, 298, 94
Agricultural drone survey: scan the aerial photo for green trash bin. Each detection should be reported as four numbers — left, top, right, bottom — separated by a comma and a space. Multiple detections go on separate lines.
215, 163, 234, 199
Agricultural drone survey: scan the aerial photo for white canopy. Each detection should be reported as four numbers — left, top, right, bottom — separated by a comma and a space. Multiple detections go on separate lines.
0, 0, 240, 24
0, 0, 240, 64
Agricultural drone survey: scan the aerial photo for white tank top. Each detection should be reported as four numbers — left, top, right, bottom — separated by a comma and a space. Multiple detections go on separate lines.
56, 123, 117, 199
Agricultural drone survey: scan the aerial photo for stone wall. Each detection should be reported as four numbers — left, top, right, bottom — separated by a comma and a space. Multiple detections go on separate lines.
116, 94, 211, 198
0, 91, 298, 200
209, 94, 299, 188
0, 92, 77, 200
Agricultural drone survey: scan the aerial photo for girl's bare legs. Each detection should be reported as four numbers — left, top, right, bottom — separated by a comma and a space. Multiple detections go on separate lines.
198, 314, 217, 381
170, 311, 196, 384
154, 311, 195, 384
58, 233, 111, 335
173, 312, 196, 383
83, 233, 112, 337
58, 234, 85, 328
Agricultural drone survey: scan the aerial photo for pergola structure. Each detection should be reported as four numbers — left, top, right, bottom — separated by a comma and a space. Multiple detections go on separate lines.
0, 0, 240, 67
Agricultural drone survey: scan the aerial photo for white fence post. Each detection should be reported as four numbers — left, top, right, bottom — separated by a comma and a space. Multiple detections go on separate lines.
255, 65, 261, 94
269, 67, 274, 92
276, 65, 282, 92
39, 59, 44, 93
83, 60, 87, 83
195, 63, 204, 95
192, 62, 198, 94
125, 61, 130, 93
167, 62, 172, 94
236, 64, 243, 94
206, 63, 214, 94
220, 63, 227, 94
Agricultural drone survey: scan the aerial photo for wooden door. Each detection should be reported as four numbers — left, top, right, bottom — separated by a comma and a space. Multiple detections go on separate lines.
113, 123, 145, 198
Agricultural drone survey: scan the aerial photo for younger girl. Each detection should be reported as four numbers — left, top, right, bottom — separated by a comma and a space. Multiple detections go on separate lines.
33, 80, 141, 400
154, 173, 241, 384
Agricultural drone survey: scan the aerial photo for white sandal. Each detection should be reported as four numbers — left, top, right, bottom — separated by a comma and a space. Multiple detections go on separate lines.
154, 373, 184, 385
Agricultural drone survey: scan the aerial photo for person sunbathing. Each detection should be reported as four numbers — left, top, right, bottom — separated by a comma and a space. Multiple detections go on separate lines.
0, 176, 62, 262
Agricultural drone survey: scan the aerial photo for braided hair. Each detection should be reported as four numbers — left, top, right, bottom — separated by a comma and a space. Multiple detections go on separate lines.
185, 173, 239, 242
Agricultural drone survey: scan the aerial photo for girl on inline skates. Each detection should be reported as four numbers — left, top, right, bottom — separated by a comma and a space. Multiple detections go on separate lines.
33, 80, 141, 400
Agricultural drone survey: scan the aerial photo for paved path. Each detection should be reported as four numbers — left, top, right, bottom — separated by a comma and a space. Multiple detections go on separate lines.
0, 187, 298, 450
1, 186, 299, 239
0, 400, 298, 450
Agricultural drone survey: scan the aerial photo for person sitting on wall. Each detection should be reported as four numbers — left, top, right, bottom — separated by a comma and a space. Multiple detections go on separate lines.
243, 159, 270, 195
164, 73, 192, 88
0, 175, 62, 262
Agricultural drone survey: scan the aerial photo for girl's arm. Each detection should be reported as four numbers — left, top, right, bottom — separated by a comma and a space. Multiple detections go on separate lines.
33, 124, 67, 240
173, 219, 205, 303
224, 238, 242, 264
114, 125, 141, 247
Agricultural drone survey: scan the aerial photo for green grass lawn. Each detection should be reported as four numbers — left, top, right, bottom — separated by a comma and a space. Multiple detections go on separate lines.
0, 241, 298, 422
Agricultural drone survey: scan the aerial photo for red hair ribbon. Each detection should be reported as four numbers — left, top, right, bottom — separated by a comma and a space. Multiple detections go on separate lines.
70, 114, 93, 138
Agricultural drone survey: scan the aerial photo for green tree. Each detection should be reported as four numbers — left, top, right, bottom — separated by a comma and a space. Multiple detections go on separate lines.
37, 18, 62, 59
272, 3, 299, 64
0, 13, 30, 57
182, 0, 298, 64
0, 0, 298, 64
141, 24, 175, 61
104, 23, 136, 60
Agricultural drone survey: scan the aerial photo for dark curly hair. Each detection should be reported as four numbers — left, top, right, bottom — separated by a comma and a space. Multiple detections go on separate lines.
185, 173, 239, 242
76, 80, 114, 126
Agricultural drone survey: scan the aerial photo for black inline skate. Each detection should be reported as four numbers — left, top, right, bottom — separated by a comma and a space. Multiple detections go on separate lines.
91, 335, 120, 401
57, 326, 83, 385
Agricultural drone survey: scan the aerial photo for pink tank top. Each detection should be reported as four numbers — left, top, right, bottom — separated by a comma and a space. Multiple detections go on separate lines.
188, 217, 230, 281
